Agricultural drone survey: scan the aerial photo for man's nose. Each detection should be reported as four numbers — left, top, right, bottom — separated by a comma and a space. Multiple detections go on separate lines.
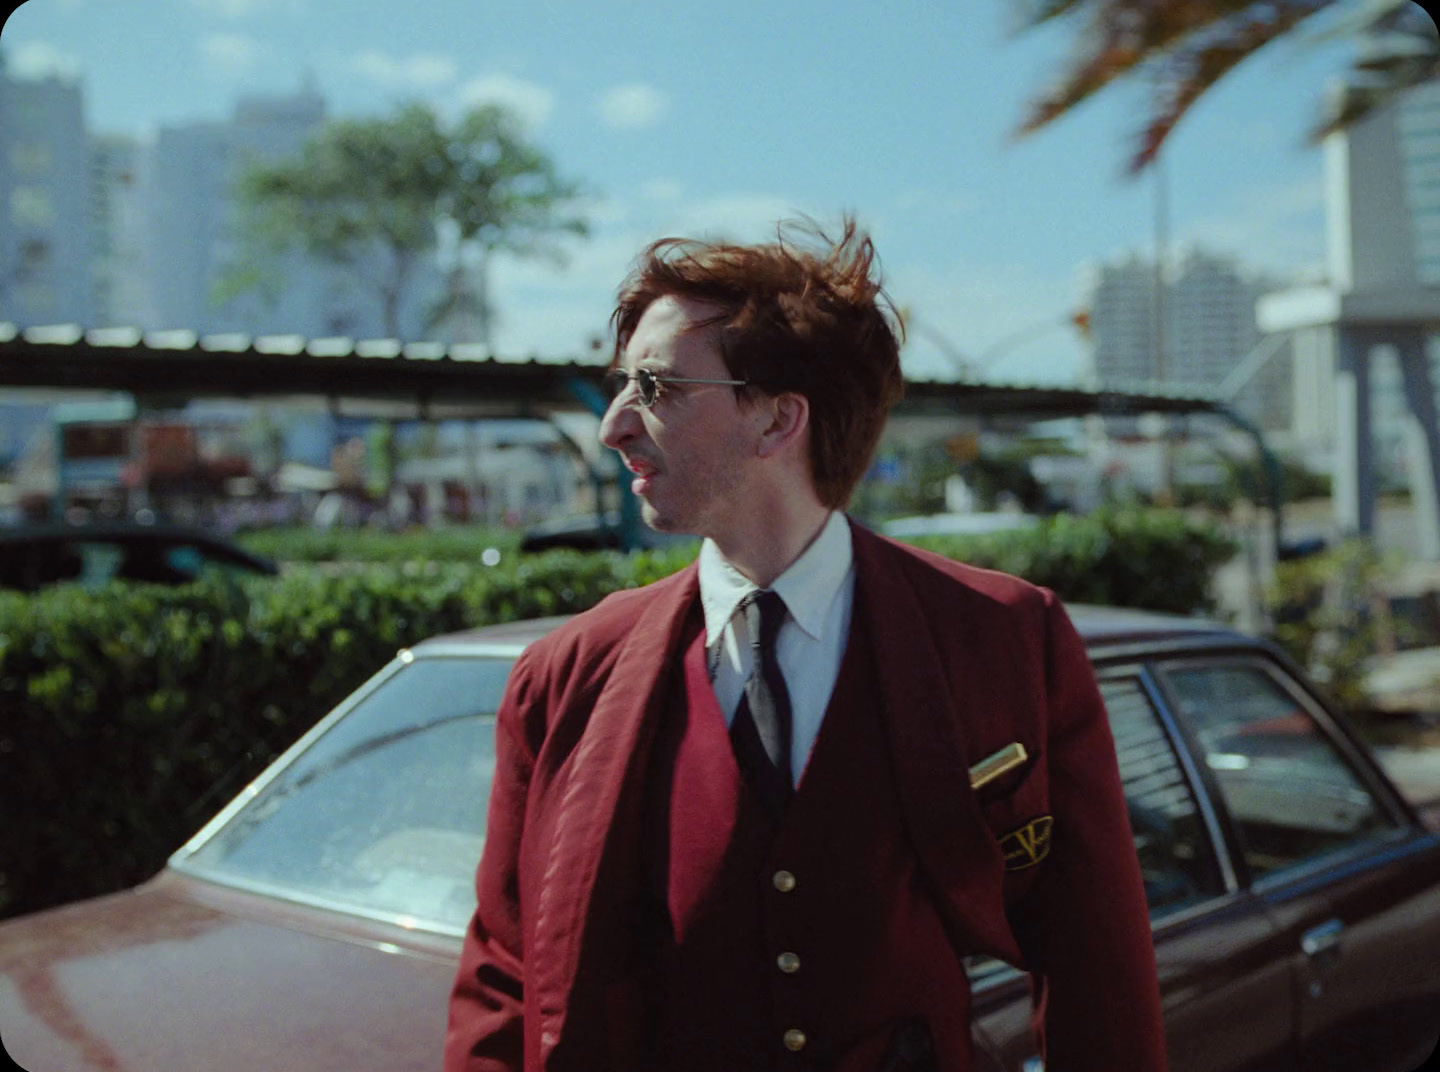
599, 394, 641, 450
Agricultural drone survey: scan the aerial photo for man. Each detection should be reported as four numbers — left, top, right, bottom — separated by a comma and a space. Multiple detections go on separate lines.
446, 219, 1167, 1071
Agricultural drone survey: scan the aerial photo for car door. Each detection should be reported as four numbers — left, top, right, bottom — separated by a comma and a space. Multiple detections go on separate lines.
1157, 655, 1440, 1072
969, 664, 1297, 1072
1100, 667, 1298, 1072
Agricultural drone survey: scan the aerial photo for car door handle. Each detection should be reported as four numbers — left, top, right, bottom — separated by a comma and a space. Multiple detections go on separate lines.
1301, 918, 1345, 957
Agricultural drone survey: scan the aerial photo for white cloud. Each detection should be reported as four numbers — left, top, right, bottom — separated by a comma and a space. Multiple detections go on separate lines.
597, 83, 670, 130
7, 41, 82, 80
456, 73, 555, 128
198, 32, 262, 77
352, 50, 457, 90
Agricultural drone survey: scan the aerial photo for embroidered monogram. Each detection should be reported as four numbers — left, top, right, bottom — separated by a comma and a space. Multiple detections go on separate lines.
999, 816, 1053, 870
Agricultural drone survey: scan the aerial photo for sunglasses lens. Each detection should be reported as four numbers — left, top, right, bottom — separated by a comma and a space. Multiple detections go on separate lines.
605, 369, 662, 406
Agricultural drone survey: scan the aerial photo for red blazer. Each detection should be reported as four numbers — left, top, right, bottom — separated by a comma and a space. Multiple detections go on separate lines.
446, 520, 1168, 1071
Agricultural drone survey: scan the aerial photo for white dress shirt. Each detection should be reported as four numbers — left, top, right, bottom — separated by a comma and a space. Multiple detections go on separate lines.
697, 510, 855, 785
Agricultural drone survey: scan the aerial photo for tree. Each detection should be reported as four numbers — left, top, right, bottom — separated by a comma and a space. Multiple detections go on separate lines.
1012, 0, 1439, 173
220, 102, 588, 343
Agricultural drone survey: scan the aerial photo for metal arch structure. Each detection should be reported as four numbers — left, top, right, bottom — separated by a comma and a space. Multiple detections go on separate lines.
0, 323, 1284, 549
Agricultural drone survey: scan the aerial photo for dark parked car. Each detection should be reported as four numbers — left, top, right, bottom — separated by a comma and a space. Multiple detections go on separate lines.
0, 521, 278, 592
2, 608, 1438, 1071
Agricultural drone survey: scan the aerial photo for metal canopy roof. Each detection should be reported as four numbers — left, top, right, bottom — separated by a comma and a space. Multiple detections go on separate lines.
0, 324, 604, 417
0, 322, 1229, 421
1, 321, 1281, 549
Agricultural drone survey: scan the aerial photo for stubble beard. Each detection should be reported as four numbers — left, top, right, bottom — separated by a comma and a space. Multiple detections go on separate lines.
641, 440, 750, 540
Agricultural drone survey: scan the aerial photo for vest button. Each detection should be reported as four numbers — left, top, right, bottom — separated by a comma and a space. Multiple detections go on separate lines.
776, 951, 801, 973
772, 869, 797, 892
783, 1028, 807, 1052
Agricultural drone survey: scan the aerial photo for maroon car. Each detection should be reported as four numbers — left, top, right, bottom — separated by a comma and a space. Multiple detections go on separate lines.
3, 608, 1438, 1071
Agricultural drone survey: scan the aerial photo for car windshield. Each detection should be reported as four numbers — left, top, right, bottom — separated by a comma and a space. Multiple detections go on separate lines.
180, 653, 512, 934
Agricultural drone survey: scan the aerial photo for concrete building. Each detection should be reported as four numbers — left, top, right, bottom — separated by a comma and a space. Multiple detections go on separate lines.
139, 81, 435, 340
1260, 74, 1440, 557
90, 134, 151, 326
0, 55, 95, 327
142, 83, 343, 336
143, 117, 238, 333
1082, 248, 1293, 431
1082, 253, 1158, 387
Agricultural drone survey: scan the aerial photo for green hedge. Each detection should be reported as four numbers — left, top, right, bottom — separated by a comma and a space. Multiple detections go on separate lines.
0, 547, 694, 920
906, 507, 1237, 616
1, 509, 1232, 920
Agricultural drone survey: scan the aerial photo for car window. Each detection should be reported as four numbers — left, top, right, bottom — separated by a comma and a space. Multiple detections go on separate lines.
1160, 662, 1394, 881
1100, 675, 1226, 917
183, 654, 513, 932
966, 672, 1225, 987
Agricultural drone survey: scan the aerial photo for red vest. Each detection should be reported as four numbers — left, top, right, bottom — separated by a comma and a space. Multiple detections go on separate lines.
640, 601, 977, 1071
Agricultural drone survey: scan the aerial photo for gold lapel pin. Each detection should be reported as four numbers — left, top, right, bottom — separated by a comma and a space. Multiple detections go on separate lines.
969, 742, 1028, 790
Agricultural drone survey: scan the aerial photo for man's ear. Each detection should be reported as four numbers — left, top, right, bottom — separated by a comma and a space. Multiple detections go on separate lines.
755, 392, 809, 459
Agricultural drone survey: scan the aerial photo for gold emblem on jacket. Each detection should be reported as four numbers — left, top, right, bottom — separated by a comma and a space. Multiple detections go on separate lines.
999, 816, 1053, 870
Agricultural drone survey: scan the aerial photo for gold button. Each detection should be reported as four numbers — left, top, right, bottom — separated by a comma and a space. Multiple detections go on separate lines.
772, 869, 797, 892
776, 951, 801, 973
783, 1029, 807, 1052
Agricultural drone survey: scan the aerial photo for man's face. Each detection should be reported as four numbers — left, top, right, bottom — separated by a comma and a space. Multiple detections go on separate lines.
599, 294, 765, 540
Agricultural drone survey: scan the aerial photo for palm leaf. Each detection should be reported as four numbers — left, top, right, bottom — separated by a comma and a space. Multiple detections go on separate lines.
1015, 0, 1333, 171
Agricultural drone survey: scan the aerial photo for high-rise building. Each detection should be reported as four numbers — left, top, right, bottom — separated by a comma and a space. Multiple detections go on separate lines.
143, 117, 238, 333
1080, 254, 1157, 387
0, 54, 95, 327
138, 81, 434, 340
90, 133, 151, 326
1081, 248, 1293, 429
1169, 250, 1261, 389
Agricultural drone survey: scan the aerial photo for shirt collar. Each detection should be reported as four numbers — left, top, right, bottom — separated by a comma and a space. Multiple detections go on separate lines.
698, 511, 853, 642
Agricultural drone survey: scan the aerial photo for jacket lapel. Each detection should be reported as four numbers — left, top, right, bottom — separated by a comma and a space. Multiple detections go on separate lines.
533, 564, 701, 1068
849, 522, 1009, 932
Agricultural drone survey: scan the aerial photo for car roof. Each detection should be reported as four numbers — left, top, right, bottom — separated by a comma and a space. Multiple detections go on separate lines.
409, 604, 1241, 660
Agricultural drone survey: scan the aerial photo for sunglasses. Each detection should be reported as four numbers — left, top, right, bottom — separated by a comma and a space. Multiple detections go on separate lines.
604, 367, 749, 408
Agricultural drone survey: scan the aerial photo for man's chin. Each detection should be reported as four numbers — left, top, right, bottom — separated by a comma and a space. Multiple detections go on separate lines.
639, 502, 698, 536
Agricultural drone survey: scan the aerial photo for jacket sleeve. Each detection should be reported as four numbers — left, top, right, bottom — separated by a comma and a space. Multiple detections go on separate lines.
1012, 594, 1169, 1071
445, 654, 540, 1072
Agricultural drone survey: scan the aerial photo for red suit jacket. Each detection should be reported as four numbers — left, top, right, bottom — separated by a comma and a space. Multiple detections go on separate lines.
446, 520, 1168, 1071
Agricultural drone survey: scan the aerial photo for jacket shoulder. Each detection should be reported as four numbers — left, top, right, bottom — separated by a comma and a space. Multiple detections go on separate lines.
512, 563, 695, 681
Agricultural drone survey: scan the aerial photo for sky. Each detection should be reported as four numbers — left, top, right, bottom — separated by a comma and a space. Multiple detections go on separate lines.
0, 0, 1363, 384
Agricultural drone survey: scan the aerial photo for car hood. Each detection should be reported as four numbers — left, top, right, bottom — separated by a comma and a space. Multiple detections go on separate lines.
0, 871, 463, 1072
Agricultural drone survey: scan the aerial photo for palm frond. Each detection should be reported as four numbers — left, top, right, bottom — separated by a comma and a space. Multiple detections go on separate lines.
1016, 0, 1332, 163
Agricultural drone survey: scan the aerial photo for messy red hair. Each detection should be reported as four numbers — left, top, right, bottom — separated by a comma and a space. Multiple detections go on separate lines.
611, 216, 905, 508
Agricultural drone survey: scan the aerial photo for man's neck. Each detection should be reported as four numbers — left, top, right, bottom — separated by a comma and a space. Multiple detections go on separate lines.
710, 501, 833, 589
